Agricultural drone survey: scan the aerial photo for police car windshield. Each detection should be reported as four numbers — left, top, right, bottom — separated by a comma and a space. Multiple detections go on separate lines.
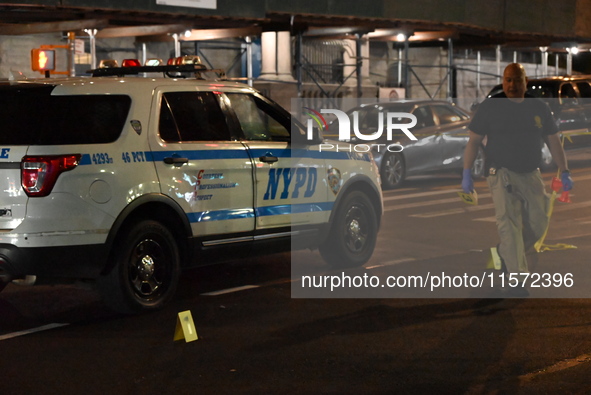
0, 84, 131, 145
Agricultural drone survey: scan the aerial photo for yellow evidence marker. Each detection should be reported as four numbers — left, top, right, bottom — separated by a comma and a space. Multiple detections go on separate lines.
174, 310, 198, 343
457, 190, 478, 205
486, 246, 502, 270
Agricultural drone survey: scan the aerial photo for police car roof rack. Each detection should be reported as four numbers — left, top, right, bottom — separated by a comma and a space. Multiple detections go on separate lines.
88, 64, 227, 79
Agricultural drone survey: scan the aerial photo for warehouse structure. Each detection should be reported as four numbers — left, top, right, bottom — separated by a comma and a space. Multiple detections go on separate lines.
1, 1, 591, 110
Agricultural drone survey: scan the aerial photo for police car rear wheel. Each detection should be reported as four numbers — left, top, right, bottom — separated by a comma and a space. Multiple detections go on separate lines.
98, 220, 180, 314
320, 191, 378, 268
381, 152, 406, 189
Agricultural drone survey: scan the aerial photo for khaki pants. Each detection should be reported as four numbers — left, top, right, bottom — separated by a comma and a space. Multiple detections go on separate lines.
487, 168, 550, 275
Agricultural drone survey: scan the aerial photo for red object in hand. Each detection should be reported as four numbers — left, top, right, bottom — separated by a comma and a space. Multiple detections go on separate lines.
551, 177, 562, 192
558, 190, 571, 203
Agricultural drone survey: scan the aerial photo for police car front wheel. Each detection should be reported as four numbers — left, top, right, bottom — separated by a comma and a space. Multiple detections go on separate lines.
320, 191, 378, 268
98, 220, 180, 314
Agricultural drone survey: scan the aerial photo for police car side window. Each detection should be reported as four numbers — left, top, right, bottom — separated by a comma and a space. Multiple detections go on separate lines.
0, 88, 130, 145
159, 92, 230, 142
226, 93, 290, 141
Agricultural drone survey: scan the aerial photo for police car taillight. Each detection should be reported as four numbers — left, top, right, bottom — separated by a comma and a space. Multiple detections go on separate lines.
21, 155, 81, 197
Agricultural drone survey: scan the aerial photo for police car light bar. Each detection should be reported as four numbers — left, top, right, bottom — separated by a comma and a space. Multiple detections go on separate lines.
121, 59, 141, 67
98, 59, 119, 68
89, 56, 225, 78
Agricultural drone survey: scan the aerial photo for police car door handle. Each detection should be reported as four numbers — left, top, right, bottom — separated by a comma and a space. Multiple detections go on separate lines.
259, 154, 278, 164
163, 157, 189, 166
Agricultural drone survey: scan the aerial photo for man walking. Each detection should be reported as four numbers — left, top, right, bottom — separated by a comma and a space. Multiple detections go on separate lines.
462, 63, 573, 296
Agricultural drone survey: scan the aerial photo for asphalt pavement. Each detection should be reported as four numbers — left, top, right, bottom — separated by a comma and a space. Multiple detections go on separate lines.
1, 148, 591, 394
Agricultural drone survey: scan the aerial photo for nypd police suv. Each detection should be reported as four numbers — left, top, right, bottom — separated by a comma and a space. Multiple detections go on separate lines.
0, 58, 383, 313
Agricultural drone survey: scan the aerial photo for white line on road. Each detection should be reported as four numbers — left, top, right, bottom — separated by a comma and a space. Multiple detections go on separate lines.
550, 230, 591, 240
402, 178, 591, 220
385, 193, 492, 211
201, 285, 260, 296
565, 172, 591, 182
0, 323, 69, 341
474, 199, 591, 222
519, 353, 591, 382
382, 189, 461, 202
383, 173, 591, 211
410, 203, 497, 218
366, 257, 416, 269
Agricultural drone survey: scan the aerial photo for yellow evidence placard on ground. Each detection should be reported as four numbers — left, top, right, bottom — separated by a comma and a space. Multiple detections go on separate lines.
174, 310, 198, 343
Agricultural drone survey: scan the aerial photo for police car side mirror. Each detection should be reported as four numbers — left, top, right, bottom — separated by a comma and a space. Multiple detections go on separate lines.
291, 123, 323, 146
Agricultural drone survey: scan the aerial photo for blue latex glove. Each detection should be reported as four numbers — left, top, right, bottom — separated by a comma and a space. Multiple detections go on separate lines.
561, 171, 573, 191
461, 168, 474, 193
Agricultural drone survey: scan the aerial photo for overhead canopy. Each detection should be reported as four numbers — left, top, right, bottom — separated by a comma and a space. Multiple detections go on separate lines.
0, 1, 589, 52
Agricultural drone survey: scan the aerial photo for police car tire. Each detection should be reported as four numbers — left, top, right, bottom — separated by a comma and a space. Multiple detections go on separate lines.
319, 191, 378, 268
98, 220, 180, 314
381, 152, 406, 189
